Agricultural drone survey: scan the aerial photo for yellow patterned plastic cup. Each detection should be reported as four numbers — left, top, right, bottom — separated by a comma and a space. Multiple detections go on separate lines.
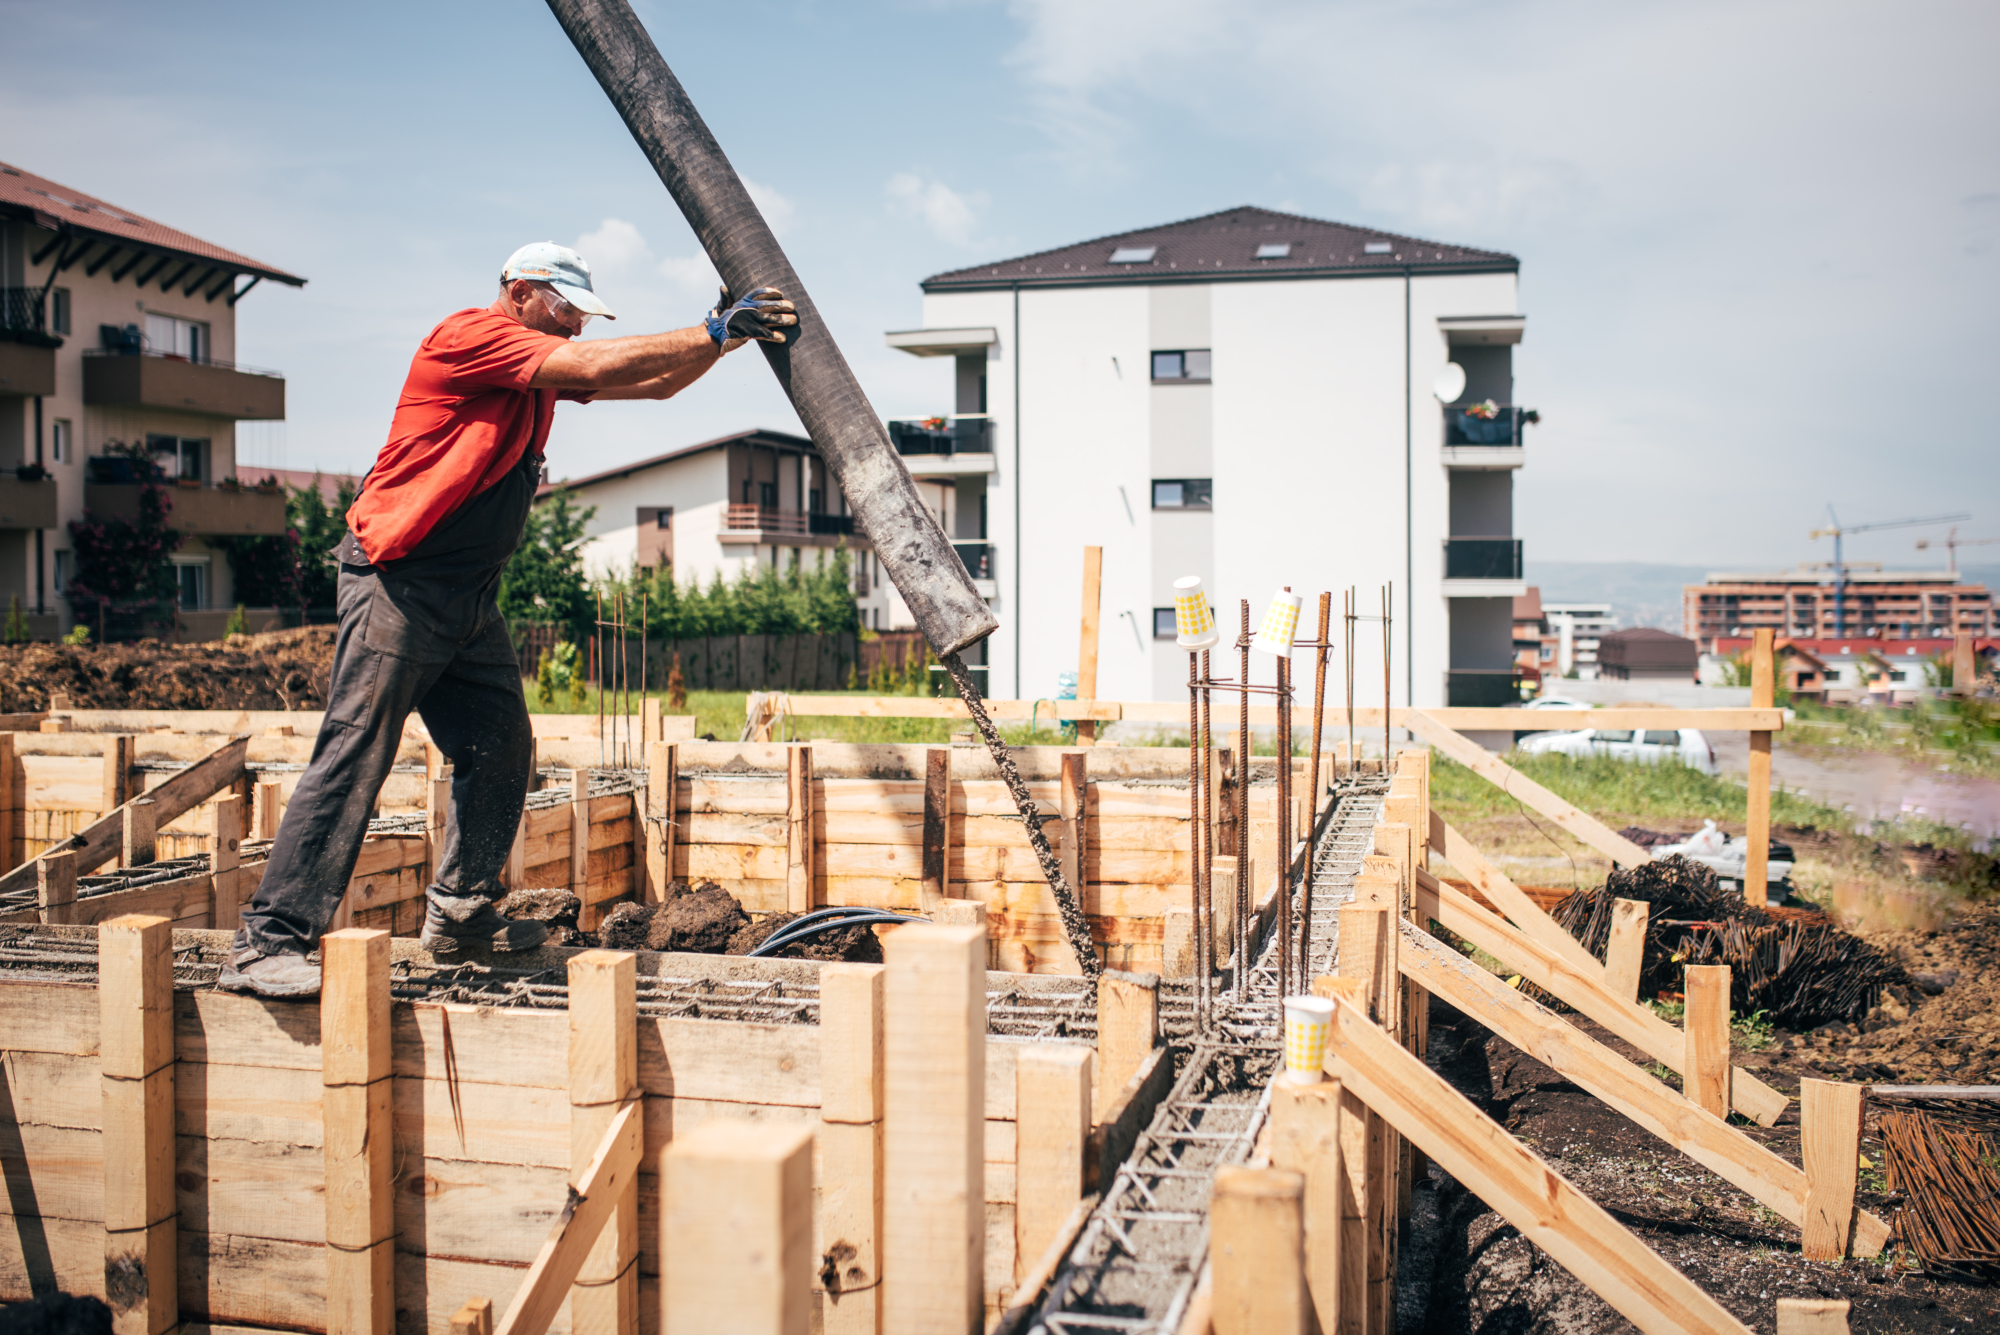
1252, 588, 1302, 657
1282, 995, 1334, 1084
1173, 575, 1219, 650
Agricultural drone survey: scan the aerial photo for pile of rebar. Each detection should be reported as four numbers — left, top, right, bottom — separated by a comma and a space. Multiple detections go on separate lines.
1882, 1109, 2000, 1283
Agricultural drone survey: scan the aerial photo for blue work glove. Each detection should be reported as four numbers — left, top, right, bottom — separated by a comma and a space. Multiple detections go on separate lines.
705, 285, 797, 348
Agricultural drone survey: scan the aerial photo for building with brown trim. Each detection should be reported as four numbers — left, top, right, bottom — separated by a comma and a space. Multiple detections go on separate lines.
1684, 569, 1995, 649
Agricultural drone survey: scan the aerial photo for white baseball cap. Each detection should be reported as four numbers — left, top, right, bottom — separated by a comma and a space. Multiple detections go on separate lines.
500, 242, 616, 319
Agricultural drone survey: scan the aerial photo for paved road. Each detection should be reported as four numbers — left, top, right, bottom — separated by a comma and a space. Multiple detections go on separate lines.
1708, 732, 2000, 840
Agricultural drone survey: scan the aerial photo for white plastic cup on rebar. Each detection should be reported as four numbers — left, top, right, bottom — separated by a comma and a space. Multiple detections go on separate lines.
1252, 588, 1302, 657
1282, 995, 1334, 1084
1173, 575, 1220, 650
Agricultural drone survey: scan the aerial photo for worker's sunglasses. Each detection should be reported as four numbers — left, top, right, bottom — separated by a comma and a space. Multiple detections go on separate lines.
533, 283, 595, 332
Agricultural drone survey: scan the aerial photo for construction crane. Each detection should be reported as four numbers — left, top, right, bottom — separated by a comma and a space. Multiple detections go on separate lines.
1809, 507, 1970, 637
1916, 526, 2000, 574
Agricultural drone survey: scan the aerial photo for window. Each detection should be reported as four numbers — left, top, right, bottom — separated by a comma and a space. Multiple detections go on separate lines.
1108, 247, 1156, 264
655, 507, 673, 529
1151, 349, 1211, 382
808, 488, 822, 514
758, 481, 777, 509
1153, 608, 1178, 640
51, 288, 70, 336
1364, 241, 1392, 255
171, 558, 209, 610
50, 420, 71, 465
1590, 729, 1634, 743
1640, 730, 1680, 746
1151, 478, 1213, 511
52, 550, 70, 597
144, 313, 207, 362
147, 434, 207, 483
1255, 243, 1291, 259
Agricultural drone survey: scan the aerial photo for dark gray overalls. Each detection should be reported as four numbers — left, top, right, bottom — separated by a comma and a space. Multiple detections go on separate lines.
236, 446, 543, 956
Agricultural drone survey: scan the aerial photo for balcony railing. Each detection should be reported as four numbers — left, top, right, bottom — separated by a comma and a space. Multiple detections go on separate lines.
810, 513, 856, 537
1442, 403, 1531, 447
887, 415, 993, 457
1444, 669, 1525, 707
83, 348, 285, 419
952, 542, 993, 580
1443, 537, 1523, 581
723, 506, 861, 539
83, 478, 287, 536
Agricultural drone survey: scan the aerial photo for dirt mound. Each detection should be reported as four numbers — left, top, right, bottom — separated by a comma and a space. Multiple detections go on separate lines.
495, 888, 584, 946
725, 912, 882, 963
0, 626, 336, 712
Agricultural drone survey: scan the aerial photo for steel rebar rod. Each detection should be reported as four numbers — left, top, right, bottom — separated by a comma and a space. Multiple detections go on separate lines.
1234, 600, 1251, 998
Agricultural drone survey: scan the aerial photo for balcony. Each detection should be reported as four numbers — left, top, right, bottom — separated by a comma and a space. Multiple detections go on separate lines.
0, 476, 58, 529
83, 349, 285, 420
952, 541, 998, 598
1442, 536, 1525, 596
1441, 403, 1531, 470
0, 289, 59, 397
887, 416, 997, 477
83, 479, 287, 536
719, 505, 871, 548
1444, 669, 1525, 707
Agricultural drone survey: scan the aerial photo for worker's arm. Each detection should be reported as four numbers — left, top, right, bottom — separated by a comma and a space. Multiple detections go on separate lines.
529, 286, 796, 394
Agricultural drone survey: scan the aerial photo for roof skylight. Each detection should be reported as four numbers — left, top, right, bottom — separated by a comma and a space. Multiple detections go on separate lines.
1255, 243, 1291, 259
1364, 241, 1393, 254
1108, 247, 1157, 264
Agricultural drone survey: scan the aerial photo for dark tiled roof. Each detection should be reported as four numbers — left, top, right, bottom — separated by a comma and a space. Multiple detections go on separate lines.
922, 206, 1515, 292
541, 428, 812, 498
0, 160, 305, 286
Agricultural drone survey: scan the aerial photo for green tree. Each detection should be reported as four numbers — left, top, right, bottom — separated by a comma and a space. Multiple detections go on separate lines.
290, 475, 359, 611
67, 440, 182, 633
499, 488, 597, 643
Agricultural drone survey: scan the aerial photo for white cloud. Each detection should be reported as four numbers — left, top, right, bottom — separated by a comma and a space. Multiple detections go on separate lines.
885, 171, 987, 246
656, 252, 721, 295
574, 217, 653, 280
743, 176, 796, 238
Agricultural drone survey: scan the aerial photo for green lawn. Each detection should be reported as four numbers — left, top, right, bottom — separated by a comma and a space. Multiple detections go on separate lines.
524, 684, 1088, 748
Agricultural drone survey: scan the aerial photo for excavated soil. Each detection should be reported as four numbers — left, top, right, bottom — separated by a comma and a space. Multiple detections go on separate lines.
0, 627, 336, 711
1414, 899, 2000, 1332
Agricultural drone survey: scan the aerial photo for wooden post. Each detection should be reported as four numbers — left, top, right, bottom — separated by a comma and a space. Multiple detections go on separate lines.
425, 740, 445, 783
1606, 899, 1648, 1004
122, 797, 155, 868
1953, 630, 1975, 696
662, 1121, 815, 1335
820, 963, 885, 1332
1094, 969, 1159, 1124
569, 950, 640, 1333
1746, 628, 1775, 907
1269, 1080, 1343, 1335
451, 1299, 494, 1335
0, 731, 14, 874
646, 741, 677, 902
323, 928, 393, 1335
103, 734, 135, 813
1684, 965, 1732, 1119
255, 777, 284, 840
1162, 909, 1194, 977
527, 737, 542, 792
428, 775, 452, 897
881, 923, 985, 1334
787, 744, 815, 913
1209, 1165, 1308, 1335
37, 849, 76, 925
210, 794, 245, 930
570, 769, 591, 902
1799, 1079, 1864, 1262
100, 914, 175, 1335
1074, 545, 1103, 746
643, 696, 664, 745
1016, 1045, 1092, 1282
504, 808, 527, 892
1060, 751, 1087, 923
1315, 977, 1372, 1331
1776, 1298, 1850, 1334
920, 747, 950, 913
1335, 904, 1394, 1328
1211, 855, 1237, 967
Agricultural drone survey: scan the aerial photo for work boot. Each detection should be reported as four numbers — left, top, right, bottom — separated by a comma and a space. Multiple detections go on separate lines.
420, 900, 550, 956
216, 942, 322, 998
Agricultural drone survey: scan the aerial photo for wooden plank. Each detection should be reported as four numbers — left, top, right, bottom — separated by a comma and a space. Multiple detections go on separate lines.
1438, 821, 1601, 975
1776, 1298, 1850, 1334
1414, 873, 1792, 1128
321, 928, 392, 1335
786, 745, 814, 914
568, 951, 639, 1334
1323, 993, 1753, 1335
210, 796, 245, 931
100, 914, 175, 1335
255, 778, 282, 841
37, 849, 77, 925
1060, 752, 1087, 913
1269, 1080, 1342, 1335
661, 1120, 814, 1335
1746, 628, 1775, 907
1606, 899, 1647, 1004
820, 963, 884, 1126
882, 924, 985, 1334
920, 748, 950, 913
1210, 1165, 1308, 1335
818, 962, 883, 1329
1015, 1044, 1091, 1283
1094, 970, 1158, 1124
646, 744, 675, 905
492, 1099, 642, 1335
1684, 965, 1732, 1120
569, 775, 589, 907
1404, 713, 1651, 868
1074, 545, 1103, 746
1799, 1079, 1864, 1262
122, 797, 156, 868
0, 733, 13, 874
454, 1297, 496, 1335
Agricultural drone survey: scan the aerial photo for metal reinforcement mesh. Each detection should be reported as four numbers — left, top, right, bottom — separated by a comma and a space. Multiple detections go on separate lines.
1033, 781, 1385, 1333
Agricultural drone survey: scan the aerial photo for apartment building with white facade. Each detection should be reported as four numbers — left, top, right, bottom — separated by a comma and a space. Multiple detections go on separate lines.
0, 160, 303, 635
885, 206, 1531, 705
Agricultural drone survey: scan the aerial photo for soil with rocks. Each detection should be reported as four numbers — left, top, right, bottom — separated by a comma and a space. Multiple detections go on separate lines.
1411, 899, 2000, 1332
573, 881, 880, 963
0, 627, 337, 712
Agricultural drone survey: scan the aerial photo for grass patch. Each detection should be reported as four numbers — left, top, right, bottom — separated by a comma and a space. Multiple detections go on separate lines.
1787, 695, 2000, 778
1429, 751, 1849, 831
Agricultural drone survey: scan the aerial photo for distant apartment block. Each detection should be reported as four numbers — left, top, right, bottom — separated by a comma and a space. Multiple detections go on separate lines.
1542, 601, 1616, 679
1684, 570, 1996, 649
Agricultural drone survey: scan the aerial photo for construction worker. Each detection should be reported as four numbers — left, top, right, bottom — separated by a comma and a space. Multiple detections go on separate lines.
220, 242, 795, 996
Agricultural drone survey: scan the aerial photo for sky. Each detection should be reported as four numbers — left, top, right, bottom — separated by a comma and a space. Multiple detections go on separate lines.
3, 0, 1996, 575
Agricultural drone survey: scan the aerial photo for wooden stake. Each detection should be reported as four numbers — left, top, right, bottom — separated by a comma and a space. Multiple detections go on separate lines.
1211, 855, 1237, 968
425, 740, 445, 783
1269, 1080, 1343, 1335
662, 1121, 815, 1335
100, 914, 175, 1335
643, 696, 664, 746
569, 769, 590, 901
646, 741, 676, 903
122, 797, 155, 869
1209, 1165, 1308, 1335
920, 747, 950, 913
1953, 631, 1976, 696
1684, 965, 1732, 1119
1799, 1079, 1864, 1262
1095, 970, 1159, 1124
1776, 1297, 1849, 1334
451, 1299, 494, 1335
1746, 628, 1775, 907
428, 775, 452, 897
323, 928, 393, 1335
103, 734, 134, 813
1162, 909, 1194, 978
1016, 1044, 1092, 1282
504, 808, 527, 892
1074, 545, 1103, 746
255, 777, 284, 840
882, 924, 985, 1334
1060, 751, 1087, 915
0, 732, 14, 874
1606, 898, 1648, 1004
787, 744, 815, 913
569, 950, 640, 1334
37, 848, 76, 925
820, 963, 884, 1329
209, 794, 245, 929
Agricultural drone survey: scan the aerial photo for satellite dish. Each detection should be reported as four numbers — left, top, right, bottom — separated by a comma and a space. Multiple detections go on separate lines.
1432, 362, 1467, 403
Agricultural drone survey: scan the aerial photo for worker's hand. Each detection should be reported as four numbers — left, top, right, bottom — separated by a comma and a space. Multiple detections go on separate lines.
705, 285, 797, 349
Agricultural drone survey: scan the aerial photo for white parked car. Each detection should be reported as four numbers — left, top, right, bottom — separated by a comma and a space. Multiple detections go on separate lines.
1520, 695, 1591, 711
1515, 725, 1718, 775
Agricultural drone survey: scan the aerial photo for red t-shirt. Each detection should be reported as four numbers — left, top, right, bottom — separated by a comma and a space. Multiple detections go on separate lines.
345, 307, 590, 564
